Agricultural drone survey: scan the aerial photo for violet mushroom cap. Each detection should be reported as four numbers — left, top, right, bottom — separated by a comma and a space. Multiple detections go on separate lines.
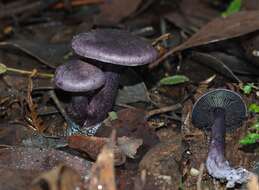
71, 29, 158, 66
68, 29, 158, 134
54, 59, 105, 92
192, 89, 250, 188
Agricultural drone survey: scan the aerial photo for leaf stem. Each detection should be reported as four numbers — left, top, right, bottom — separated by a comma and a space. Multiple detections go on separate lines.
1, 64, 54, 78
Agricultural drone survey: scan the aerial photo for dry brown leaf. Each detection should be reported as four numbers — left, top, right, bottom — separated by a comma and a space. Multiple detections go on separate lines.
117, 136, 143, 159
95, 0, 142, 24
174, 11, 259, 52
0, 147, 92, 177
151, 11, 259, 68
68, 135, 142, 165
31, 164, 82, 190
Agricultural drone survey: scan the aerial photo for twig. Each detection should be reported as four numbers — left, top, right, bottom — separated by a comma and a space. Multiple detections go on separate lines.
52, 0, 105, 9
145, 103, 182, 119
47, 90, 81, 135
247, 173, 259, 190
152, 33, 173, 46
48, 90, 70, 123
148, 47, 176, 69
197, 163, 205, 190
0, 63, 53, 78
7, 67, 53, 78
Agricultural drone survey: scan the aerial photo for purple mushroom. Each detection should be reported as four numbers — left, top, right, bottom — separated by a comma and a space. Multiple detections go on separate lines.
192, 89, 250, 188
54, 29, 158, 135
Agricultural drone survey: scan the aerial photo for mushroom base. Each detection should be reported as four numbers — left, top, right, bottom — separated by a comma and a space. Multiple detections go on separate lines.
68, 69, 120, 133
206, 152, 250, 188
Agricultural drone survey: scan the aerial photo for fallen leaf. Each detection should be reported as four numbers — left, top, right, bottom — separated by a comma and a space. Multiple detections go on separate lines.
174, 11, 259, 52
68, 135, 142, 165
95, 0, 142, 24
0, 168, 39, 190
31, 164, 82, 190
0, 147, 92, 177
116, 82, 150, 105
117, 136, 143, 159
164, 0, 219, 29
159, 75, 189, 85
152, 11, 259, 68
97, 108, 159, 148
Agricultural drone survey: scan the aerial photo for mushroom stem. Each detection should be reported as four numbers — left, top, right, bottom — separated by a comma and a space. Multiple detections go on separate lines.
83, 70, 119, 127
208, 108, 226, 162
206, 108, 250, 188
69, 68, 120, 135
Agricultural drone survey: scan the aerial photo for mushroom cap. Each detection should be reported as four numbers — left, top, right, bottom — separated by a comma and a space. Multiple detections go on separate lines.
54, 60, 105, 92
192, 89, 247, 131
71, 29, 158, 66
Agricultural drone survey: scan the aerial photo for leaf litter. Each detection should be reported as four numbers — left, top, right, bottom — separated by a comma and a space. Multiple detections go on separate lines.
0, 1, 258, 190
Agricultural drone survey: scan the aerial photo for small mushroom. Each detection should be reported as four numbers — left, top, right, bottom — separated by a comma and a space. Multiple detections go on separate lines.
55, 59, 105, 92
54, 59, 106, 130
55, 29, 158, 134
192, 89, 250, 188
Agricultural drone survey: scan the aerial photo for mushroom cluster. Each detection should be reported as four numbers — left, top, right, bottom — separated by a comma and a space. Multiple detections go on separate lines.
192, 89, 250, 188
54, 29, 158, 135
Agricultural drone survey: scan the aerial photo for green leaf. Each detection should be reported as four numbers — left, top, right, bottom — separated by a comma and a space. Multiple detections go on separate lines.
160, 75, 189, 85
242, 83, 253, 94
249, 103, 259, 113
0, 63, 7, 74
108, 111, 118, 121
222, 0, 242, 17
251, 122, 259, 131
239, 133, 259, 145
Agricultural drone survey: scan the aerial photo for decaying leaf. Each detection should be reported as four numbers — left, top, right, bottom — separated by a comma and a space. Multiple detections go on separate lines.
173, 11, 259, 52
117, 136, 143, 159
164, 0, 219, 29
31, 164, 82, 190
0, 168, 38, 190
0, 147, 92, 177
68, 135, 143, 165
116, 82, 150, 105
95, 0, 142, 24
98, 108, 159, 149
151, 11, 259, 68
